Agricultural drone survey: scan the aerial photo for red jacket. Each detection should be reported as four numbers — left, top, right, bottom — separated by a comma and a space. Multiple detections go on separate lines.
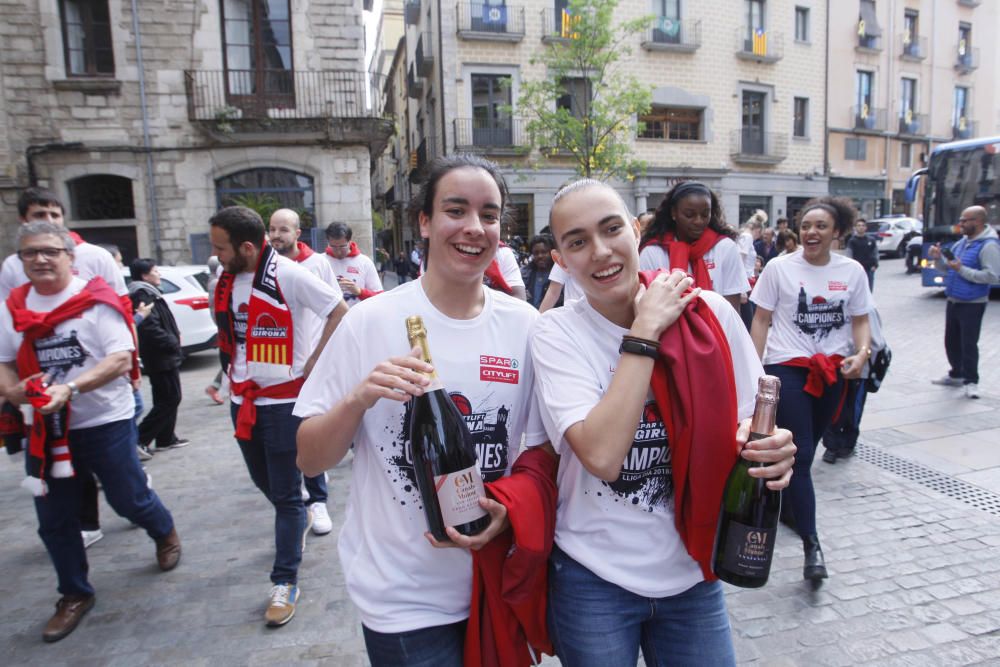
465, 446, 558, 667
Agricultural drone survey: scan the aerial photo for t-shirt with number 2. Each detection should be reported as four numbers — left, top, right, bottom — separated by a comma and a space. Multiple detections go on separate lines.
529, 288, 762, 598
293, 278, 546, 633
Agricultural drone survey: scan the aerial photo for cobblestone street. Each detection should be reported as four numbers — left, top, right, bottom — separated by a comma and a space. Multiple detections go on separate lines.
1, 262, 999, 666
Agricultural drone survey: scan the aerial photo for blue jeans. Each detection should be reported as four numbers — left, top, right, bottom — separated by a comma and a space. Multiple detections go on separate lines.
303, 472, 327, 505
31, 418, 174, 597
944, 300, 986, 384
362, 620, 466, 667
766, 364, 844, 538
230, 401, 305, 584
547, 545, 735, 667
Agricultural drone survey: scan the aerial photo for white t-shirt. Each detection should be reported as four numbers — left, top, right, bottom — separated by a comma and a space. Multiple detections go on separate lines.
323, 251, 383, 306
750, 252, 874, 365
294, 279, 547, 633
639, 238, 749, 297
529, 289, 762, 598
229, 255, 343, 405
494, 245, 525, 289
0, 277, 135, 429
737, 231, 757, 278
0, 242, 128, 300
547, 262, 585, 304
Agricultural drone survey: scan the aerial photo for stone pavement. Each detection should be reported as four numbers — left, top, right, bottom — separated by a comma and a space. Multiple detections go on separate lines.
1, 261, 999, 665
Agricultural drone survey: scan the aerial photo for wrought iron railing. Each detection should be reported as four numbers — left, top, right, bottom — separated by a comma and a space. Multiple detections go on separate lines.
643, 18, 701, 49
955, 46, 979, 71
416, 32, 434, 76
952, 119, 978, 140
453, 118, 527, 150
730, 129, 788, 162
184, 70, 383, 121
897, 111, 927, 136
852, 105, 887, 132
900, 34, 927, 59
734, 27, 783, 61
457, 2, 525, 37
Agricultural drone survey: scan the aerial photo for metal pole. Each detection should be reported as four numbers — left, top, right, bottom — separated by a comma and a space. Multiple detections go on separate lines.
131, 0, 163, 263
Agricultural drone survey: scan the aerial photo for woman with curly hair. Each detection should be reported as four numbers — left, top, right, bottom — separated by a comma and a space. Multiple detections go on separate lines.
639, 181, 748, 311
749, 196, 873, 587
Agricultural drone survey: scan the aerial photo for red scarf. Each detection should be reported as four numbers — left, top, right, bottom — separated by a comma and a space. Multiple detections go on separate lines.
214, 244, 300, 439
6, 277, 132, 494
292, 241, 314, 262
640, 229, 725, 291
484, 242, 514, 295
325, 241, 361, 258
639, 270, 739, 580
466, 447, 557, 667
779, 353, 848, 421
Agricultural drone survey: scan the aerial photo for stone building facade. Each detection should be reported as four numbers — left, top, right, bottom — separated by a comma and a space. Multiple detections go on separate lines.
0, 0, 390, 263
387, 0, 831, 241
827, 0, 999, 219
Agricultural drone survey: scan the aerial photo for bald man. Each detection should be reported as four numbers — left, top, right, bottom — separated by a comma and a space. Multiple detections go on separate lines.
928, 206, 1000, 399
266, 209, 337, 536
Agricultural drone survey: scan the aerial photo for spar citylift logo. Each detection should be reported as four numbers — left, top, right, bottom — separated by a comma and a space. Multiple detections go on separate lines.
479, 354, 519, 384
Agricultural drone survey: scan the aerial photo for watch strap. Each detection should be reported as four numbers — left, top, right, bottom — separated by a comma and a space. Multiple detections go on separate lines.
619, 335, 660, 360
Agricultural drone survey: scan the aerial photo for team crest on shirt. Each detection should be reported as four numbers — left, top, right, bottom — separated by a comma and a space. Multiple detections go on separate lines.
598, 401, 673, 512
480, 355, 519, 384
794, 285, 846, 341
33, 331, 89, 382
347, 266, 360, 275
828, 281, 848, 291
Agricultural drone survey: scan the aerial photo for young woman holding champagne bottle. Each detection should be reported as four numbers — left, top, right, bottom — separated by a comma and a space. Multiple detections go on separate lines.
294, 155, 552, 666
531, 179, 796, 666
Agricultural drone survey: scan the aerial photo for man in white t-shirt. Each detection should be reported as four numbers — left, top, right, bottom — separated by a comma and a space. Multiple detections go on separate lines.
0, 222, 180, 643
0, 188, 132, 551
322, 222, 383, 306
268, 209, 338, 536
210, 206, 348, 628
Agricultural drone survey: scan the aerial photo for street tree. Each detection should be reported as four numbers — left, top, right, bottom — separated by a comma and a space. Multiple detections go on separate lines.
516, 0, 653, 180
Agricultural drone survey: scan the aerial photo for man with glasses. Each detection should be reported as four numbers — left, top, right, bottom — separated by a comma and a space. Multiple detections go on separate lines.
0, 222, 180, 643
322, 222, 383, 306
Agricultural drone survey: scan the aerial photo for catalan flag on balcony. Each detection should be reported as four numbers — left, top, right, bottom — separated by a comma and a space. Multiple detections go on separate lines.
561, 9, 580, 39
752, 28, 767, 56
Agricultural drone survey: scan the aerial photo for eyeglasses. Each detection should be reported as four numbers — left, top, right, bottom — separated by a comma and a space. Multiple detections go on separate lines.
17, 247, 68, 261
328, 244, 350, 251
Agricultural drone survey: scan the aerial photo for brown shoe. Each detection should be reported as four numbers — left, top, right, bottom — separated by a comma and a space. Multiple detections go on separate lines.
43, 595, 95, 642
155, 527, 182, 571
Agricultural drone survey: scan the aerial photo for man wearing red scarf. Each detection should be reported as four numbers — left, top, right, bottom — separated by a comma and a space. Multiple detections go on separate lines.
0, 222, 180, 643
211, 206, 347, 628
268, 209, 340, 537
323, 222, 385, 305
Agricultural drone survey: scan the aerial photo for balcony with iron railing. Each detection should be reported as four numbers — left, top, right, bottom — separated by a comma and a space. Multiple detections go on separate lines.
641, 18, 701, 53
405, 0, 421, 25
734, 27, 783, 62
856, 30, 882, 53
897, 111, 927, 136
952, 119, 978, 140
955, 46, 979, 72
184, 70, 383, 122
730, 129, 787, 164
416, 32, 434, 76
851, 105, 887, 133
453, 118, 528, 154
900, 34, 927, 61
457, 2, 525, 41
409, 135, 440, 182
542, 7, 580, 43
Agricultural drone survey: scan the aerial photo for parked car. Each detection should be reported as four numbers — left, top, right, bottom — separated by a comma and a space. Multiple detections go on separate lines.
124, 265, 217, 355
865, 217, 922, 258
905, 234, 923, 273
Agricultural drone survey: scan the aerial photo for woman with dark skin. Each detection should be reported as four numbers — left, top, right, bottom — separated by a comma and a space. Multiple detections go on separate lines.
639, 182, 747, 312
521, 234, 556, 309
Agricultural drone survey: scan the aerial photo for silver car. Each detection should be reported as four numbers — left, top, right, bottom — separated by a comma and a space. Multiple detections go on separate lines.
866, 217, 922, 258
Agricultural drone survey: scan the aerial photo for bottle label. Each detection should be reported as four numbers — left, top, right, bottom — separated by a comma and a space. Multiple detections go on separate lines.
721, 521, 775, 578
434, 464, 488, 528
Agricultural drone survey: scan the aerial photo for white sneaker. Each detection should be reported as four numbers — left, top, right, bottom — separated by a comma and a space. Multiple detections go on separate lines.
931, 375, 964, 387
965, 383, 980, 399
81, 529, 104, 549
310, 503, 333, 535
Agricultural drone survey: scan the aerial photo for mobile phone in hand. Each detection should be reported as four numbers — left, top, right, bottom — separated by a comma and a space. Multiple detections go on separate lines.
941, 247, 955, 261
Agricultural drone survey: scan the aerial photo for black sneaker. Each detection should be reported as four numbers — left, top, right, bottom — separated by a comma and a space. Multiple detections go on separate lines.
821, 449, 838, 464
156, 438, 191, 452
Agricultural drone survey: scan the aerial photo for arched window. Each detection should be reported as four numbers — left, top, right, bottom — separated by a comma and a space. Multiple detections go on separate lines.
68, 174, 135, 220
215, 168, 315, 226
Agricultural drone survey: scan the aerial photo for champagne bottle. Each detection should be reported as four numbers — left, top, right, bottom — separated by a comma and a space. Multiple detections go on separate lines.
406, 316, 489, 541
713, 375, 782, 588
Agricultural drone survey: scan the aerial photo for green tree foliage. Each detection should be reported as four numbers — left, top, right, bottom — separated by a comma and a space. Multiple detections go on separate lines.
516, 0, 653, 180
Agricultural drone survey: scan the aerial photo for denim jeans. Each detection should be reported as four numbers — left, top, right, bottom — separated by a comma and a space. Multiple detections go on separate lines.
547, 545, 735, 667
766, 364, 844, 538
362, 620, 466, 667
230, 401, 305, 585
303, 472, 328, 505
944, 300, 987, 384
31, 418, 174, 597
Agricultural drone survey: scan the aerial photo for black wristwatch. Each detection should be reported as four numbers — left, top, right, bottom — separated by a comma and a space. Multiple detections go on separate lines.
619, 336, 660, 360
